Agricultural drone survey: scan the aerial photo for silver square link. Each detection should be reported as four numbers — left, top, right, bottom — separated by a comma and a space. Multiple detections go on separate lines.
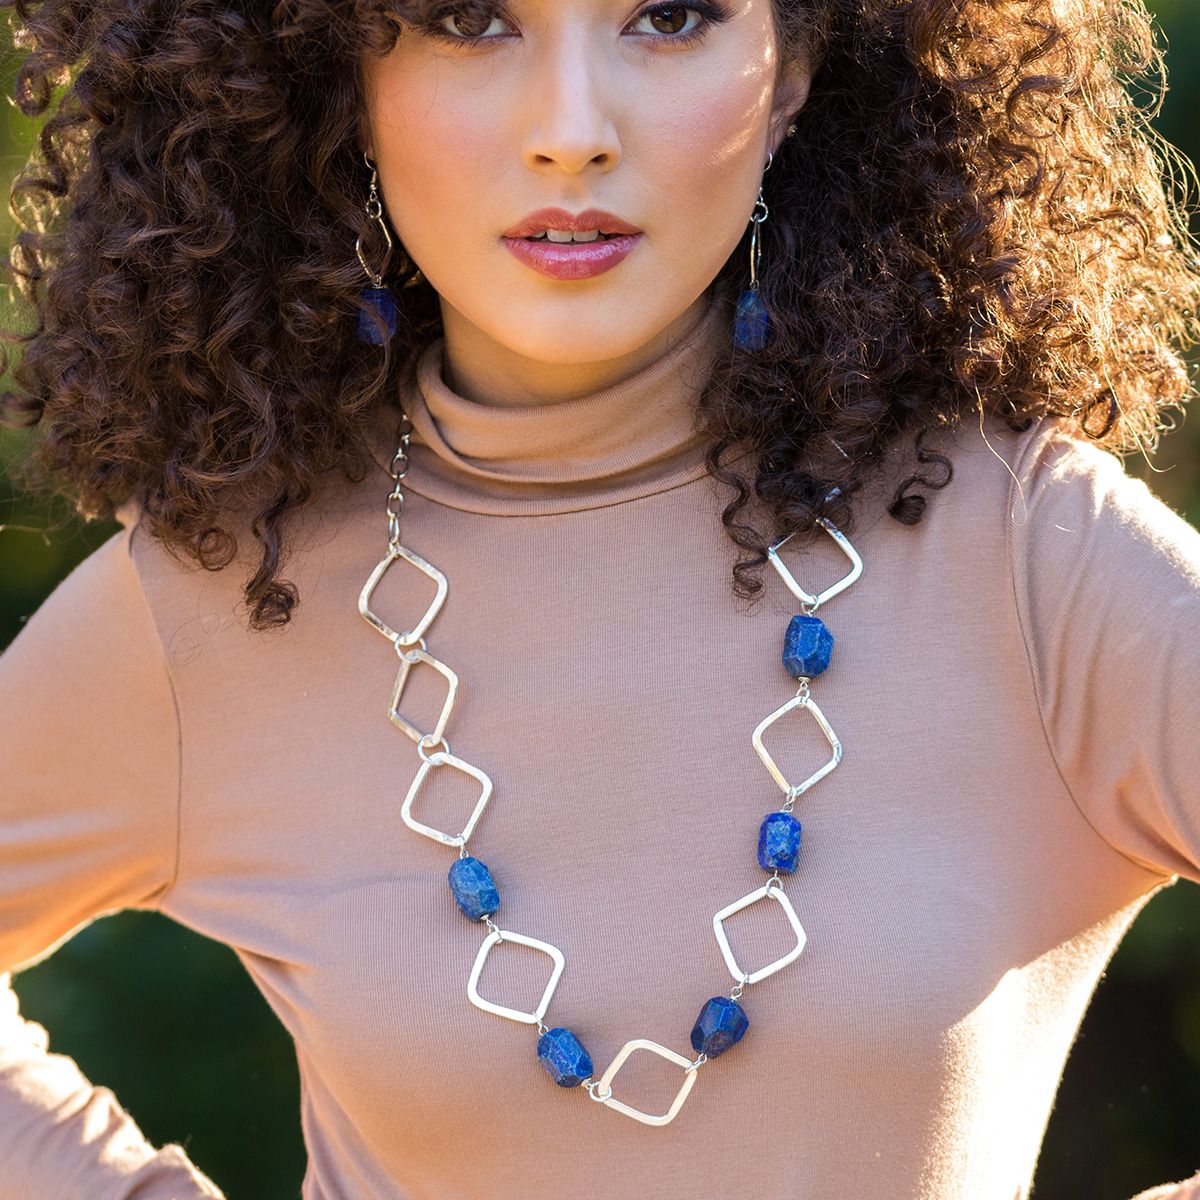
389, 645, 459, 745
592, 1038, 700, 1127
400, 749, 492, 848
466, 928, 566, 1025
713, 881, 808, 985
752, 691, 841, 799
359, 543, 448, 647
768, 517, 862, 609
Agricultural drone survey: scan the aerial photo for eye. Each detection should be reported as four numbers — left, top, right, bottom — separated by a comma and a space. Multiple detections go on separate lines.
628, 5, 711, 41
423, 2, 731, 49
432, 9, 512, 42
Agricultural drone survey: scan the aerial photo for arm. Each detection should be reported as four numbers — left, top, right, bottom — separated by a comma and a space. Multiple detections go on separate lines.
1009, 418, 1200, 1194
0, 514, 224, 1199
1129, 1182, 1200, 1200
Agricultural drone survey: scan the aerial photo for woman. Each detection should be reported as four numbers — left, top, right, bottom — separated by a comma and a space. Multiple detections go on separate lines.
1, 0, 1198, 1196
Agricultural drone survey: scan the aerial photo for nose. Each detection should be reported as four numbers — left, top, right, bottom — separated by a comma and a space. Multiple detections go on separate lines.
519, 31, 622, 175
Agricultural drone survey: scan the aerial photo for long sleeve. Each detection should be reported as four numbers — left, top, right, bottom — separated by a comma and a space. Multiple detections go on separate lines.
1010, 419, 1200, 1198
1010, 420, 1200, 885
0, 514, 224, 1199
1129, 1180, 1200, 1200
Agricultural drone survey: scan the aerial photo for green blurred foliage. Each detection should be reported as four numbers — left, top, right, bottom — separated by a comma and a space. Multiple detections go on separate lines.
1, 6, 1199, 1199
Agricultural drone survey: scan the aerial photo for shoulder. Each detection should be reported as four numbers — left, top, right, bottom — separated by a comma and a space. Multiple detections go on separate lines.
5, 513, 142, 665
988, 417, 1200, 608
956, 415, 1200, 711
111, 469, 379, 669
894, 413, 1199, 570
111, 498, 247, 667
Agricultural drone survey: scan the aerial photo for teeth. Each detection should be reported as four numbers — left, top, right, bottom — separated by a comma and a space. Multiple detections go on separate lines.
538, 229, 603, 243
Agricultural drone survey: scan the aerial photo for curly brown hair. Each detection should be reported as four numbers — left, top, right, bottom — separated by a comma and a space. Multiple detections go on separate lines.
2, 0, 1198, 630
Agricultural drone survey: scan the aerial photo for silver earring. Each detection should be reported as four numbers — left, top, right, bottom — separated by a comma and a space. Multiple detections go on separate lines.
733, 151, 773, 351
355, 152, 400, 345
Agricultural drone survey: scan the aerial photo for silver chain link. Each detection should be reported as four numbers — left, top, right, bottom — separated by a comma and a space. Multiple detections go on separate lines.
361, 416, 863, 1126
386, 412, 414, 548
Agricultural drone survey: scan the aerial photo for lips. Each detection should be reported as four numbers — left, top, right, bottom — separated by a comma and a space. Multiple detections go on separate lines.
502, 207, 642, 239
502, 230, 642, 280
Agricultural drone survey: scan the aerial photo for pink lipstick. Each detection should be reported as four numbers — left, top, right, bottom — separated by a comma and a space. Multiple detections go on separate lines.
501, 207, 643, 281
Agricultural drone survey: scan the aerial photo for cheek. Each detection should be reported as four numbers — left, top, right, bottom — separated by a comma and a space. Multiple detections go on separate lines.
367, 60, 511, 249
638, 62, 775, 263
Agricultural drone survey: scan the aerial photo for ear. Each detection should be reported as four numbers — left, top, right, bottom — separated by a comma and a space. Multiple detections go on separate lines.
767, 46, 814, 157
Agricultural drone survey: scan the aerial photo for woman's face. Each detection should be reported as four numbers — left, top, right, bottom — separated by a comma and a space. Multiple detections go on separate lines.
360, 1, 811, 400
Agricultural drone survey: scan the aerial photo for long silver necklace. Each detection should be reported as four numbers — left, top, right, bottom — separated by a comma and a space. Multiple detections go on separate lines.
359, 408, 863, 1127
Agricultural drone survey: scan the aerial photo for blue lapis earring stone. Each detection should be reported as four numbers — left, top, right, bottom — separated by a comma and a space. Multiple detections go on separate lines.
691, 996, 750, 1058
783, 613, 834, 678
758, 810, 803, 873
447, 856, 500, 920
733, 287, 771, 351
356, 284, 400, 345
537, 1027, 594, 1087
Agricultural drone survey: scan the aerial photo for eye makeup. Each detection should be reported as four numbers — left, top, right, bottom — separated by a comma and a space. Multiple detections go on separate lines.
418, 2, 735, 52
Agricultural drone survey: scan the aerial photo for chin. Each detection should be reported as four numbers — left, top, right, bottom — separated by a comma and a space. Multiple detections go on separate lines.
478, 304, 659, 363
513, 327, 660, 365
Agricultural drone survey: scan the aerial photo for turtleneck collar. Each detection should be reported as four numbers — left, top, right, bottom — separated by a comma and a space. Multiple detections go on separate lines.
366, 296, 729, 516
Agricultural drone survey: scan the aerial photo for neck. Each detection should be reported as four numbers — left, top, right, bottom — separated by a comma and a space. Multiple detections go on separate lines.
366, 290, 732, 517
436, 292, 715, 410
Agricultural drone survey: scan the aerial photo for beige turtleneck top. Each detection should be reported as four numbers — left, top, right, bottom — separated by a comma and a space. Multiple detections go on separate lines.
2, 299, 1200, 1200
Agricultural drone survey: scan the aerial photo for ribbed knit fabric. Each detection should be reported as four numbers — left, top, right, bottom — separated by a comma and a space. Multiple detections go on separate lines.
3, 294, 1200, 1199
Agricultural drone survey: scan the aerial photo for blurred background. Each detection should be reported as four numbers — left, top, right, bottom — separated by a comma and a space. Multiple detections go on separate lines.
1, 6, 1199, 1199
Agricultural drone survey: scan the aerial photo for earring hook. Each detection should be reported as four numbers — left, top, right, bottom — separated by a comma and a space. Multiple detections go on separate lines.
356, 151, 394, 286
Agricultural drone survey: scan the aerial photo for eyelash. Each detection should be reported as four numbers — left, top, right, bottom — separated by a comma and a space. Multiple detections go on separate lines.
421, 3, 731, 51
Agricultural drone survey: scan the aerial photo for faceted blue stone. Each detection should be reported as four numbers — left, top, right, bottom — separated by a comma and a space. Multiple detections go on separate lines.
757, 810, 803, 873
782, 613, 834, 678
447, 856, 500, 921
733, 287, 771, 351
537, 1027, 594, 1087
690, 996, 749, 1058
356, 284, 400, 344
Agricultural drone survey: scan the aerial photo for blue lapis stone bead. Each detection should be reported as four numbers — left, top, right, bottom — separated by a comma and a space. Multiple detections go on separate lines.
537, 1027, 594, 1087
447, 856, 500, 921
690, 996, 749, 1058
733, 287, 771, 351
782, 613, 834, 678
356, 284, 400, 344
758, 811, 803, 873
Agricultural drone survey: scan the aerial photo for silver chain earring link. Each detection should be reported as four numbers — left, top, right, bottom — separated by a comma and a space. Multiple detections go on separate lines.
748, 176, 769, 291
356, 151, 394, 287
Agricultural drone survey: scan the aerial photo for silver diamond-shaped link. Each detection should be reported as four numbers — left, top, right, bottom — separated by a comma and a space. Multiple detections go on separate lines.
466, 928, 565, 1024
361, 466, 852, 1130
768, 517, 862, 610
389, 644, 459, 745
400, 749, 492, 848
712, 880, 808, 985
752, 690, 842, 798
591, 1038, 699, 1126
359, 543, 448, 646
